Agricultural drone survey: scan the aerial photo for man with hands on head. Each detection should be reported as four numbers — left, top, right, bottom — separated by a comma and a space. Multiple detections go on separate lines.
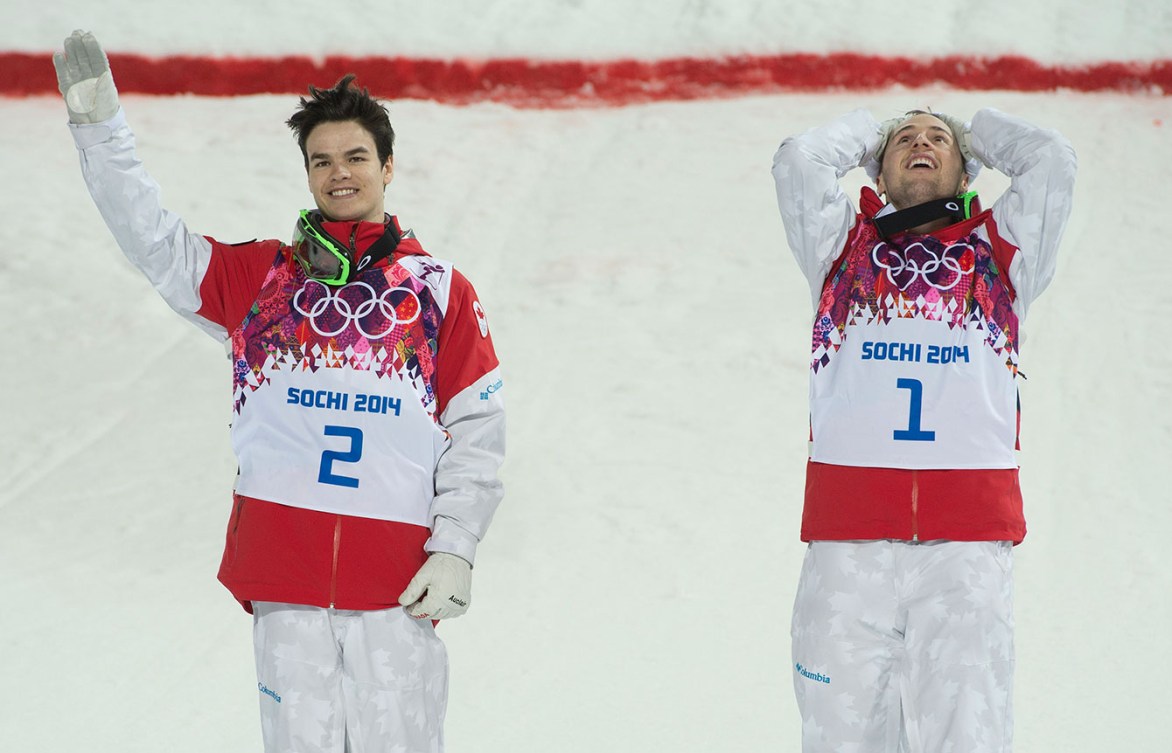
772, 106, 1076, 752
55, 30, 505, 753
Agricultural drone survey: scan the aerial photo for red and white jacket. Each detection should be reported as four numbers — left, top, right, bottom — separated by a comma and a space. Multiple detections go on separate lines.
70, 110, 505, 611
772, 108, 1076, 544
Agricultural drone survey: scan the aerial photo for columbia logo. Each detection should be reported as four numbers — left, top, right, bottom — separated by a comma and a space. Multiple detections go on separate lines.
259, 683, 282, 703
480, 378, 503, 400
795, 663, 831, 685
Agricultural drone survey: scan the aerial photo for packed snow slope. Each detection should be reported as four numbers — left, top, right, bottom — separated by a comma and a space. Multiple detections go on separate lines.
6, 0, 1170, 62
1, 2, 1169, 752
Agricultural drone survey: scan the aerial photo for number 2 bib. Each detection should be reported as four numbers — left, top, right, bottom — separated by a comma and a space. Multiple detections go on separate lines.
228, 256, 450, 523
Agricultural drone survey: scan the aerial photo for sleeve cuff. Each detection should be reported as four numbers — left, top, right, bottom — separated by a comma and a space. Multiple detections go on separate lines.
425, 517, 480, 566
967, 108, 1004, 167
68, 107, 127, 149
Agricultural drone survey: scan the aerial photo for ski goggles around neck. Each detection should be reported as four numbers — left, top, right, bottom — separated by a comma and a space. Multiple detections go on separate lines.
292, 210, 352, 286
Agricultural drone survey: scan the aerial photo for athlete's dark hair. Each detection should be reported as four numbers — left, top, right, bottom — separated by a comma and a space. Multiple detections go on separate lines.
286, 74, 395, 168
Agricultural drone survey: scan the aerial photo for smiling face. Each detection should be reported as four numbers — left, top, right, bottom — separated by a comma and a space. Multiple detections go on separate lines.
304, 119, 393, 223
876, 113, 968, 210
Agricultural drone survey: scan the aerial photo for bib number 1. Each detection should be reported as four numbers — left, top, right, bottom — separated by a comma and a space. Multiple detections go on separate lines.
893, 378, 936, 442
318, 425, 363, 488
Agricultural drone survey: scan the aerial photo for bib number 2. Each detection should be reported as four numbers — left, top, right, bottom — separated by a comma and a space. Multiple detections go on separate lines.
893, 378, 936, 442
318, 425, 363, 488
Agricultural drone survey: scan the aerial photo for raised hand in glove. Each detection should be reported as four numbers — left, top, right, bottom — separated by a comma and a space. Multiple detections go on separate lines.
53, 30, 120, 124
398, 552, 473, 620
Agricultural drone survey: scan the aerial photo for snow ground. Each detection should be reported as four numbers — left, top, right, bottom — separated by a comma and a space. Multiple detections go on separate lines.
7, 0, 1170, 63
2, 3, 1170, 752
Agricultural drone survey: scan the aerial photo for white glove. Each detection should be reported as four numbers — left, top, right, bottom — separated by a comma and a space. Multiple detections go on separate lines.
398, 552, 473, 620
929, 111, 983, 179
53, 30, 120, 124
862, 116, 905, 179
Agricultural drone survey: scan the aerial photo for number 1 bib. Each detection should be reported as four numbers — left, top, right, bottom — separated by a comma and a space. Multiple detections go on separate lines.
809, 227, 1021, 470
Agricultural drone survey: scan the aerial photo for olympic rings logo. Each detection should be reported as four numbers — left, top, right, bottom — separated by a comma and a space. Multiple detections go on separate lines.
293, 279, 421, 339
871, 239, 975, 292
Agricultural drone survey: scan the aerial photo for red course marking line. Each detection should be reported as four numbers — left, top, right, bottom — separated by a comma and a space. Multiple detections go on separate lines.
6, 52, 1169, 105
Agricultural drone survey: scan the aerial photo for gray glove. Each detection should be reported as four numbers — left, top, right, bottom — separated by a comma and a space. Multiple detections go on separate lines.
928, 111, 983, 179
862, 116, 906, 179
398, 552, 473, 620
53, 30, 120, 124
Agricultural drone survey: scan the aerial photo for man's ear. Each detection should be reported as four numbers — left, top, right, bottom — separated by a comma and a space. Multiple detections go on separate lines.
383, 156, 394, 187
875, 173, 886, 197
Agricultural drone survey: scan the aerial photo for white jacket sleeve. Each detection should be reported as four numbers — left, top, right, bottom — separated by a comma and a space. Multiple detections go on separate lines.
69, 109, 226, 340
970, 108, 1078, 315
772, 108, 884, 308
426, 371, 506, 566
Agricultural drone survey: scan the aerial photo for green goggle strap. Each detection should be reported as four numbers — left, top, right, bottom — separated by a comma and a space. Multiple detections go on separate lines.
958, 190, 979, 220
295, 210, 350, 285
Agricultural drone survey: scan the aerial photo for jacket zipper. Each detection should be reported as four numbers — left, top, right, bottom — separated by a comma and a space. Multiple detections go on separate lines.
228, 494, 244, 562
910, 470, 920, 542
329, 515, 342, 609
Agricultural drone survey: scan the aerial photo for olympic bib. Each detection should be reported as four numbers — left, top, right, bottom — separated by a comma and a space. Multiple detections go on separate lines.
810, 316, 1018, 470
229, 258, 451, 522
807, 223, 1023, 470
233, 368, 447, 523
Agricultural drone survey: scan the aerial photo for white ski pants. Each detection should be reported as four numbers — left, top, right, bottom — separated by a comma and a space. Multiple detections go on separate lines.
252, 602, 449, 753
791, 540, 1015, 753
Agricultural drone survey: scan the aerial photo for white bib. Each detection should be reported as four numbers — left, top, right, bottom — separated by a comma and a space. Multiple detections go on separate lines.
811, 314, 1018, 469
233, 366, 448, 523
